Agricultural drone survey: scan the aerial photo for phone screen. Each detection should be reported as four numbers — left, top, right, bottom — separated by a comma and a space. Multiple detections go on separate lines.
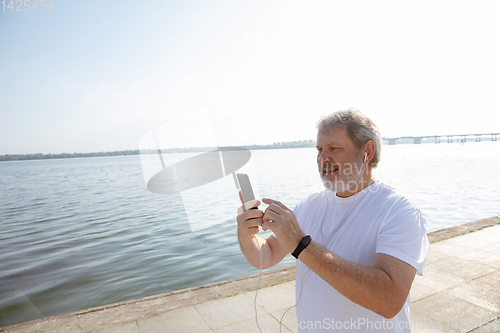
236, 173, 255, 203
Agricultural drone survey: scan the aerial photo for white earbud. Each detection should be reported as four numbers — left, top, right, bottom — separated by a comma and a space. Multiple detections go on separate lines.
364, 152, 367, 163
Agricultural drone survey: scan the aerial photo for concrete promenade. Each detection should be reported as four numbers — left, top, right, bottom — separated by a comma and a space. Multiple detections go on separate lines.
2, 216, 500, 333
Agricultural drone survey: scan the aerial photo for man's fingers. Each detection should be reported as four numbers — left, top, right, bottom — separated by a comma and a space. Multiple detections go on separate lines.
263, 209, 280, 223
237, 213, 264, 231
240, 217, 264, 228
264, 203, 287, 217
237, 199, 261, 215
238, 190, 244, 204
262, 220, 274, 232
262, 198, 288, 210
237, 205, 263, 221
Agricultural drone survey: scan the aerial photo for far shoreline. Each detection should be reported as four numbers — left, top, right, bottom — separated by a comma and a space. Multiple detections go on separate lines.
0, 141, 316, 162
2, 138, 497, 162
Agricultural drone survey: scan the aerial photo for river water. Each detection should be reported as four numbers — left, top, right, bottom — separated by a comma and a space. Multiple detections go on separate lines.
1, 141, 499, 326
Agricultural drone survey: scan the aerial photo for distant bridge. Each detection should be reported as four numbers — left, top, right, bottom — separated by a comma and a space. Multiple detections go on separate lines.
383, 133, 500, 145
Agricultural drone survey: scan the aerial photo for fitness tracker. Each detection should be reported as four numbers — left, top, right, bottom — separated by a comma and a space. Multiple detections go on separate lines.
291, 235, 312, 259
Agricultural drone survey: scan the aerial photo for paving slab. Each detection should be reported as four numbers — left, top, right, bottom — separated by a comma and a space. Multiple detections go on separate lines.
212, 313, 291, 333
479, 241, 500, 256
194, 293, 267, 330
244, 281, 296, 314
425, 249, 450, 265
136, 306, 212, 333
461, 250, 500, 270
414, 264, 469, 293
410, 280, 440, 302
270, 307, 298, 333
90, 321, 139, 333
447, 280, 500, 314
473, 271, 500, 288
427, 256, 495, 280
411, 292, 494, 333
467, 317, 500, 332
429, 241, 471, 258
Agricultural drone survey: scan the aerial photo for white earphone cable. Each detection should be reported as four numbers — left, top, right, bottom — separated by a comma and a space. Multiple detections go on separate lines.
254, 236, 264, 333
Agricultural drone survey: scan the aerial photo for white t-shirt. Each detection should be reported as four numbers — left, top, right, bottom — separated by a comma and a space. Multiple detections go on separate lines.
292, 181, 429, 332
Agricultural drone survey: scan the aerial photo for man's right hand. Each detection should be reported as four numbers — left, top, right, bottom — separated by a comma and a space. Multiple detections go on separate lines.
236, 191, 289, 269
236, 190, 264, 239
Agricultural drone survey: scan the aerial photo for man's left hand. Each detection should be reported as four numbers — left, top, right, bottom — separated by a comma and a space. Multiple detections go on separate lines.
262, 198, 305, 254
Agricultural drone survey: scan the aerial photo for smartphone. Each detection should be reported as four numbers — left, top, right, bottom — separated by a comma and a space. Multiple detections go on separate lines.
236, 173, 257, 209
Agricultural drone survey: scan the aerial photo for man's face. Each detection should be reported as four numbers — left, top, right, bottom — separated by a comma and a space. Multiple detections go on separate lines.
316, 127, 364, 193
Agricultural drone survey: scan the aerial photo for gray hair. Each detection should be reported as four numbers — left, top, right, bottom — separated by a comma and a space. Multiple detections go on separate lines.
316, 108, 382, 168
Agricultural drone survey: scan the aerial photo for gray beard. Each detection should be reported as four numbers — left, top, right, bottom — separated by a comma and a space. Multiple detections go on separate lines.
320, 173, 362, 192
319, 156, 364, 193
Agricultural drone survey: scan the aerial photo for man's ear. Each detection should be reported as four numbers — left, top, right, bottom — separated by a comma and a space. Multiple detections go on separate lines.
364, 140, 376, 164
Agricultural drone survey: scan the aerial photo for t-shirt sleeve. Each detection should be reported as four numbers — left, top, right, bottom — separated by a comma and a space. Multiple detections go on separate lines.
376, 199, 429, 276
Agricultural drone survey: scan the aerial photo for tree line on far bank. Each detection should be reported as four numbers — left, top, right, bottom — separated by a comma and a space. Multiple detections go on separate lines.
0, 150, 141, 161
0, 140, 316, 162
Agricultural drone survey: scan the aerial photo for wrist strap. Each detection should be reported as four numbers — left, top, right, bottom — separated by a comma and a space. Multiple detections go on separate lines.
291, 235, 312, 259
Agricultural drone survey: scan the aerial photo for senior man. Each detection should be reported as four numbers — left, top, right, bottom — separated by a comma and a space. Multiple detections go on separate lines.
237, 109, 429, 332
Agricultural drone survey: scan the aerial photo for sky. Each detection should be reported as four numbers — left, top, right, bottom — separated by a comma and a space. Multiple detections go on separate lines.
1, 0, 500, 155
